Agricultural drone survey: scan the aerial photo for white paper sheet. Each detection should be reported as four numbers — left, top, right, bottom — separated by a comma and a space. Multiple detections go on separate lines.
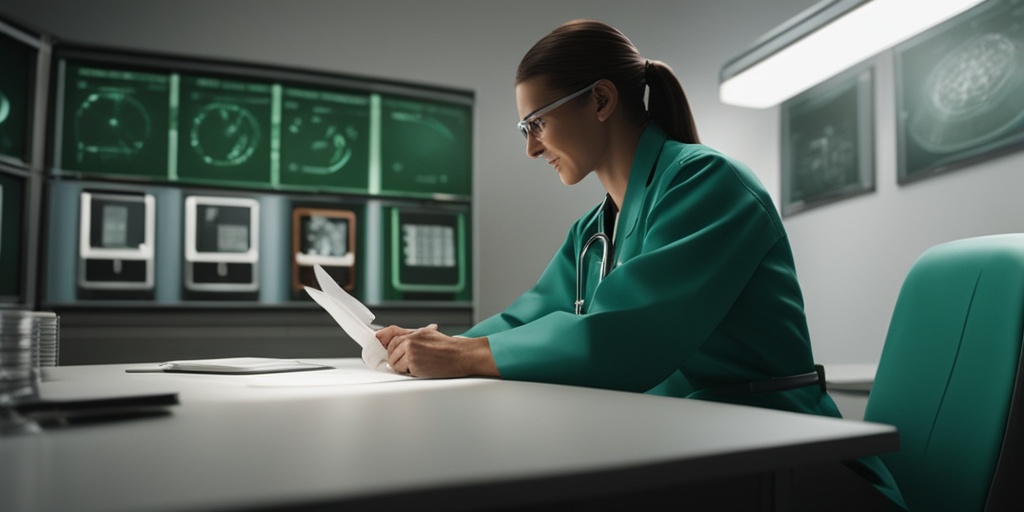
314, 264, 375, 326
305, 266, 392, 372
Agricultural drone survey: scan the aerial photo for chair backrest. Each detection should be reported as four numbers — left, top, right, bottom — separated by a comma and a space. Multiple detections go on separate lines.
865, 234, 1024, 512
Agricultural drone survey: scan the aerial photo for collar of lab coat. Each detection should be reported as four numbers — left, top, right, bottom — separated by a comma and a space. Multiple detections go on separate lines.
616, 123, 669, 244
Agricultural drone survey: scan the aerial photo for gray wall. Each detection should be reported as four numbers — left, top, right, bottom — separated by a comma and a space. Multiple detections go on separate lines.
5, 0, 1021, 366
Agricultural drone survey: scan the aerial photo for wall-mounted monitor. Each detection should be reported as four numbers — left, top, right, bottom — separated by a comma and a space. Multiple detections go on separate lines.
895, 0, 1024, 184
280, 86, 371, 192
175, 75, 273, 187
0, 18, 40, 167
57, 62, 171, 179
47, 45, 473, 308
780, 66, 875, 216
52, 46, 474, 204
0, 171, 25, 302
183, 195, 259, 296
77, 190, 155, 297
382, 205, 470, 302
292, 206, 357, 296
379, 95, 472, 199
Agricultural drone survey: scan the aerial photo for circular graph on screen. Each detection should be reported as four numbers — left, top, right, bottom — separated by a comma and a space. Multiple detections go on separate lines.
189, 102, 261, 167
910, 32, 1024, 153
285, 114, 355, 175
73, 92, 152, 158
0, 90, 10, 126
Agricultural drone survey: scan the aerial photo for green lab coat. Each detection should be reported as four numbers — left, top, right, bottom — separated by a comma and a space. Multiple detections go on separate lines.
462, 124, 906, 508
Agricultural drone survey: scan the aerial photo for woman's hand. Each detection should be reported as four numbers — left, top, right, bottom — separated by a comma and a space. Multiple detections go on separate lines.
375, 324, 499, 378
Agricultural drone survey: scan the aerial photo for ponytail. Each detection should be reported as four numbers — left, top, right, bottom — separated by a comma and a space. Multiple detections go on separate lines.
645, 60, 700, 144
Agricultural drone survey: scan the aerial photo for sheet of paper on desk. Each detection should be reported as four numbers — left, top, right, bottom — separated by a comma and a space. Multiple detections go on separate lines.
160, 358, 332, 374
124, 357, 335, 374
306, 264, 392, 373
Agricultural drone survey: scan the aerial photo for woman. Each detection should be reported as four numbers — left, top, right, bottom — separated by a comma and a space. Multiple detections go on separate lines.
377, 19, 905, 509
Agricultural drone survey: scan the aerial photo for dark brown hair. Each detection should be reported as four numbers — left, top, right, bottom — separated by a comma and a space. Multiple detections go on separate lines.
516, 19, 700, 144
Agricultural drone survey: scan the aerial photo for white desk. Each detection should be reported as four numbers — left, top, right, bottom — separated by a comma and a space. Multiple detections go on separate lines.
824, 362, 879, 421
1, 359, 899, 511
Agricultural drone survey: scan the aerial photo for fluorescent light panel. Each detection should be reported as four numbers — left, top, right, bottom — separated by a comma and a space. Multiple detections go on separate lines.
719, 0, 986, 108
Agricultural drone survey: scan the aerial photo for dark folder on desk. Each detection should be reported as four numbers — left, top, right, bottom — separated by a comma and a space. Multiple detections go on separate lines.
14, 392, 179, 426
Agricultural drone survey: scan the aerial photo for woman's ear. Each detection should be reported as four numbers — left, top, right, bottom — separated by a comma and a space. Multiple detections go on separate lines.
593, 80, 618, 122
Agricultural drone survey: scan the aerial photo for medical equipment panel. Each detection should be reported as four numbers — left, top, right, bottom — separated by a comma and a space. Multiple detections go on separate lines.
292, 206, 357, 296
183, 195, 259, 296
382, 204, 470, 302
77, 190, 155, 296
42, 43, 473, 310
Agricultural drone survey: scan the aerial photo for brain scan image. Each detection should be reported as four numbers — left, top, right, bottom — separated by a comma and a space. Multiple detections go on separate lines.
908, 30, 1024, 154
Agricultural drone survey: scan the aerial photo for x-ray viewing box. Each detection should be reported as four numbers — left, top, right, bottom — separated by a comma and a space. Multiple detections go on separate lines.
183, 195, 260, 293
77, 191, 156, 291
292, 207, 356, 295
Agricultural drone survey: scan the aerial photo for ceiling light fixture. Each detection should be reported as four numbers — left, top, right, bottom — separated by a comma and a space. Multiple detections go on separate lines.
719, 0, 987, 108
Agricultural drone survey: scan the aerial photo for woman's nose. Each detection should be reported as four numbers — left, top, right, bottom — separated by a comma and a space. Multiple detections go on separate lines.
526, 134, 544, 159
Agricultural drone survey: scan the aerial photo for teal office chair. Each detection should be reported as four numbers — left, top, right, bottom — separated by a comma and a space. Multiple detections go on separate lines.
864, 234, 1024, 512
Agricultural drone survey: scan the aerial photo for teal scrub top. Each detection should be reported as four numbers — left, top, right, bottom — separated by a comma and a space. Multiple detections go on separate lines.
463, 125, 906, 509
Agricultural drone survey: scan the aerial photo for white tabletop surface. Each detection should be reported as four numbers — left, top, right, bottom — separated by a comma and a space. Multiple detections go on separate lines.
824, 362, 879, 392
0, 358, 898, 512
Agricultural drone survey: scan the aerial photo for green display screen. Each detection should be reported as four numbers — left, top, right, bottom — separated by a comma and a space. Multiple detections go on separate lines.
176, 75, 273, 186
0, 29, 36, 164
279, 86, 370, 191
382, 205, 470, 301
59, 63, 171, 178
55, 55, 473, 200
0, 171, 24, 301
380, 96, 472, 198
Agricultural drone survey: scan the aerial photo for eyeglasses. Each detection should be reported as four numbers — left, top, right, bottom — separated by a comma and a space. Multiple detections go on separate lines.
517, 81, 600, 140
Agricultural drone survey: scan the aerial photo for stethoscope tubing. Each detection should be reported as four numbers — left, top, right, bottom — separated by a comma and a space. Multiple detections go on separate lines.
574, 231, 612, 315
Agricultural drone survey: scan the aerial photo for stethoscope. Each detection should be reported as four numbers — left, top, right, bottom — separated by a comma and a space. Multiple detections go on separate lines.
571, 131, 664, 316
574, 232, 612, 314
574, 200, 615, 315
